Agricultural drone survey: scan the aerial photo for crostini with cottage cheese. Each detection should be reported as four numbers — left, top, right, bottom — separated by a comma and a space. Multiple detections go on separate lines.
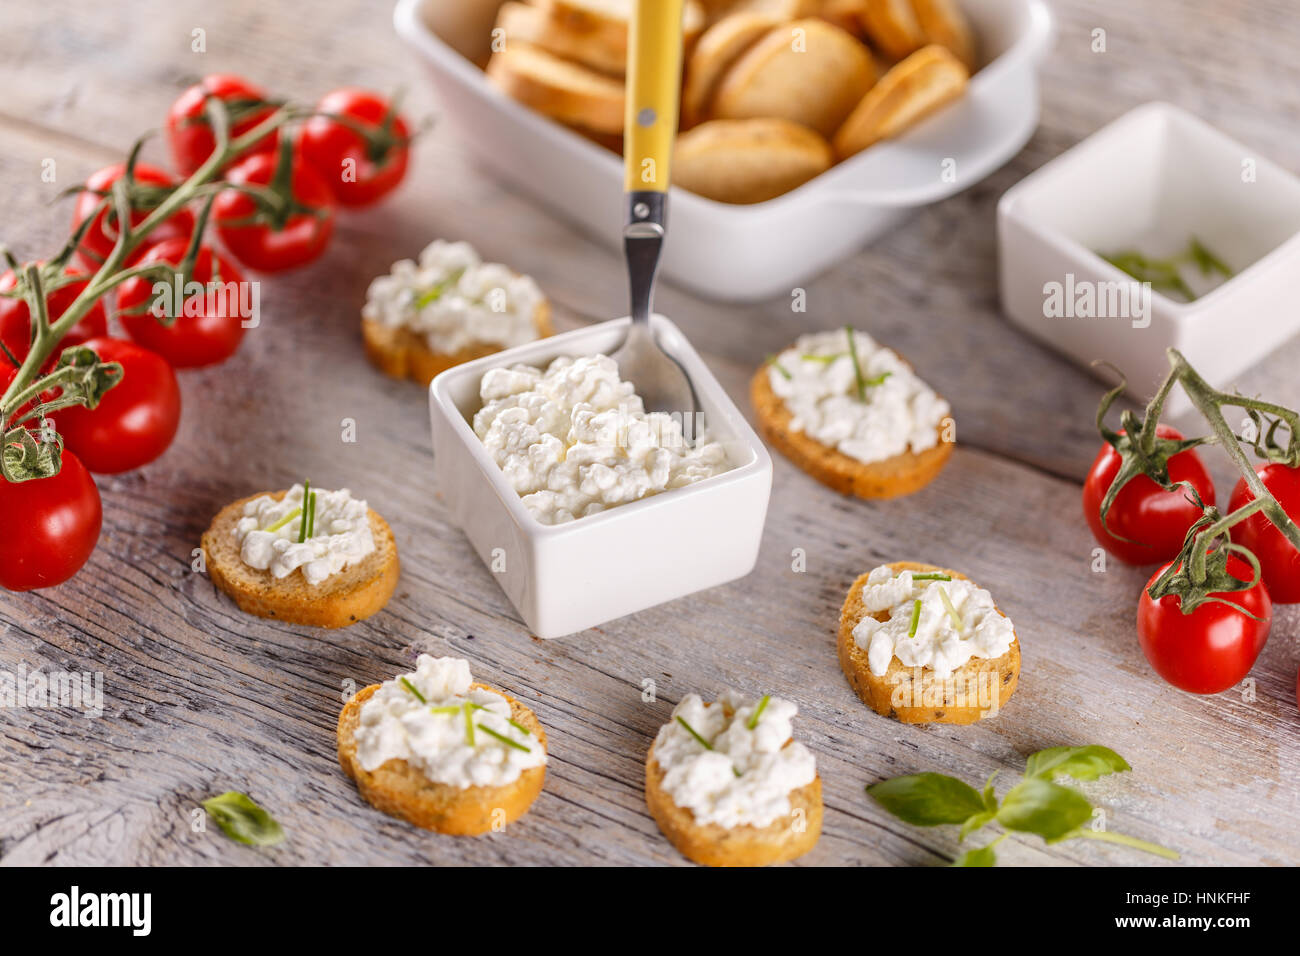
338, 655, 547, 835
201, 483, 399, 628
838, 561, 1020, 724
361, 240, 554, 386
645, 691, 822, 866
752, 327, 954, 498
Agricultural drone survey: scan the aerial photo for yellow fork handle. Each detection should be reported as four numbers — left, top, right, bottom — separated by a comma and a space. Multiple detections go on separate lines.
624, 0, 685, 194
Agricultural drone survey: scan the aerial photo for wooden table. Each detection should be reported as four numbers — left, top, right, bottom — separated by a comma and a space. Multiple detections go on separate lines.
2, 0, 1298, 866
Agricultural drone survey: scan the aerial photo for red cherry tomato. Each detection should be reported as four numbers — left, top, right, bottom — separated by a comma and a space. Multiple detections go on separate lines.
1082, 425, 1216, 565
71, 163, 196, 271
52, 337, 181, 474
1228, 463, 1300, 604
298, 88, 411, 207
214, 149, 336, 272
116, 238, 250, 368
0, 448, 101, 591
0, 265, 107, 364
166, 74, 280, 176
1137, 555, 1272, 694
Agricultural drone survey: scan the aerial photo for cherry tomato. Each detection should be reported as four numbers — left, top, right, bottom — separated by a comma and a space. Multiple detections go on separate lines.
298, 88, 411, 207
71, 163, 196, 271
52, 337, 181, 474
0, 265, 108, 364
1137, 555, 1272, 694
116, 238, 250, 368
214, 149, 336, 272
0, 448, 101, 591
1228, 463, 1300, 603
1082, 425, 1216, 565
166, 74, 280, 176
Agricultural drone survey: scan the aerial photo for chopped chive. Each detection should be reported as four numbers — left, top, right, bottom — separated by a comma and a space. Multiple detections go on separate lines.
845, 326, 868, 402
937, 586, 965, 632
478, 724, 531, 753
264, 506, 301, 533
910, 572, 952, 581
463, 701, 475, 746
765, 354, 792, 380
414, 268, 465, 308
1188, 237, 1233, 279
732, 766, 743, 778
297, 480, 311, 543
676, 715, 713, 750
429, 705, 460, 714
507, 718, 532, 736
907, 599, 923, 639
862, 370, 892, 387
747, 695, 770, 730
400, 677, 426, 704
800, 352, 845, 363
305, 490, 317, 539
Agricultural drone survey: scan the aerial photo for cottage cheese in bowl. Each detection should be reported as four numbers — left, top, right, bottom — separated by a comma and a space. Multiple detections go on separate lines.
362, 239, 545, 354
472, 353, 733, 525
768, 328, 950, 463
233, 483, 375, 585
651, 691, 817, 829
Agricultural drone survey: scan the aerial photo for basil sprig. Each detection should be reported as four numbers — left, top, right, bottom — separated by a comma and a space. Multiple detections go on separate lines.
866, 745, 1176, 866
201, 791, 285, 847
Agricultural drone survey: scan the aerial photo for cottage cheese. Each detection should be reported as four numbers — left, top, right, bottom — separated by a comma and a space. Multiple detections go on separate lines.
851, 565, 1016, 678
651, 691, 817, 829
362, 239, 545, 354
233, 483, 375, 586
473, 353, 733, 525
354, 655, 545, 788
768, 328, 950, 464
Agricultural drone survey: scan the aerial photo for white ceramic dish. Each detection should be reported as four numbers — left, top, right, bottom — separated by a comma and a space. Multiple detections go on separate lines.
395, 0, 1052, 302
998, 101, 1300, 408
428, 316, 773, 639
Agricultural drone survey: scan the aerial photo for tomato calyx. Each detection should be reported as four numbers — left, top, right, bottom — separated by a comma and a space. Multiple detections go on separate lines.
313, 89, 415, 166
1146, 511, 1266, 618
219, 137, 333, 233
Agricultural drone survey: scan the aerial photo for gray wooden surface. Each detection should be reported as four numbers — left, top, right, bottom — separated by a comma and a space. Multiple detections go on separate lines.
2, 0, 1299, 866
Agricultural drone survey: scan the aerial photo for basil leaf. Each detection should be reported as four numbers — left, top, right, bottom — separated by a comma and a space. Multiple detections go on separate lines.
996, 779, 1093, 842
867, 773, 987, 826
1024, 745, 1131, 782
202, 791, 285, 847
960, 810, 995, 841
952, 843, 998, 867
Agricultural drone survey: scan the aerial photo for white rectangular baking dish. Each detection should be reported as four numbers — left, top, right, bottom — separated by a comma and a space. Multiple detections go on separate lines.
395, 0, 1052, 302
998, 101, 1300, 409
428, 316, 773, 639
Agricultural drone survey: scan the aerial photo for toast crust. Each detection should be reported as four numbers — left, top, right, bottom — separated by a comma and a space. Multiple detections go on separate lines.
361, 300, 553, 386
837, 561, 1021, 724
750, 360, 953, 498
202, 491, 399, 629
859, 0, 925, 60
338, 683, 547, 835
910, 0, 976, 69
496, 1, 629, 76
833, 43, 968, 158
674, 118, 832, 203
487, 43, 626, 133
682, 11, 784, 128
646, 737, 822, 866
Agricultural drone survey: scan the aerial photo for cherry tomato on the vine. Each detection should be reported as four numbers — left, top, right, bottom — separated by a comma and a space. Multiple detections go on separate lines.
0, 265, 107, 364
1137, 555, 1272, 694
52, 337, 181, 474
214, 149, 336, 272
70, 163, 196, 271
0, 448, 101, 591
116, 238, 250, 369
1228, 463, 1300, 603
1082, 425, 1216, 565
298, 88, 411, 207
166, 74, 280, 176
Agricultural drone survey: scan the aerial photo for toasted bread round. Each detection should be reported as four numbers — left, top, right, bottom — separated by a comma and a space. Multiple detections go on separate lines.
838, 561, 1021, 724
750, 360, 953, 498
487, 43, 626, 133
495, 1, 628, 76
859, 0, 925, 60
910, 0, 976, 70
833, 43, 968, 158
646, 736, 822, 866
530, 0, 707, 51
729, 0, 822, 18
674, 117, 831, 203
202, 491, 399, 629
712, 19, 876, 137
682, 11, 784, 128
338, 683, 547, 835
818, 0, 870, 37
362, 300, 553, 387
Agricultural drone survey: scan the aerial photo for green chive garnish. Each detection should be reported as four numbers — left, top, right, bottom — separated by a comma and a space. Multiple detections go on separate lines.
463, 701, 475, 746
414, 268, 465, 308
676, 715, 713, 750
907, 599, 922, 639
264, 507, 301, 533
400, 677, 426, 703
862, 370, 892, 387
507, 718, 532, 736
297, 480, 311, 543
429, 705, 460, 714
732, 766, 743, 778
747, 695, 770, 730
305, 490, 317, 539
800, 352, 845, 363
938, 587, 965, 632
478, 724, 531, 753
910, 572, 952, 582
765, 354, 792, 380
845, 326, 868, 401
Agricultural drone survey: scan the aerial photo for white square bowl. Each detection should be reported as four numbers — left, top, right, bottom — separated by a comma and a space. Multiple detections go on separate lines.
395, 0, 1052, 303
428, 316, 773, 639
999, 101, 1300, 405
